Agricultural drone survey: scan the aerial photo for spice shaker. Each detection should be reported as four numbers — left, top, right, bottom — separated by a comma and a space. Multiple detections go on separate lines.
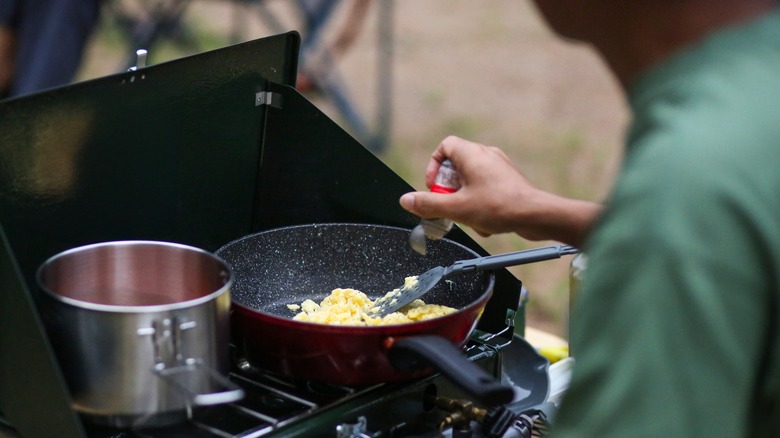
409, 159, 461, 255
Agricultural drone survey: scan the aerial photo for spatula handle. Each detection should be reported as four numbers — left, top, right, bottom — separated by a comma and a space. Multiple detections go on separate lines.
449, 245, 578, 274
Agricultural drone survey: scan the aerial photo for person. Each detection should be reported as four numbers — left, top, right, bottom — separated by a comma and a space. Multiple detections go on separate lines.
399, 1, 780, 436
294, 0, 372, 93
0, 0, 102, 99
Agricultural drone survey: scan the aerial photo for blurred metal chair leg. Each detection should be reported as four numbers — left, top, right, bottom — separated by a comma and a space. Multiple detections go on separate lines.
103, 0, 393, 153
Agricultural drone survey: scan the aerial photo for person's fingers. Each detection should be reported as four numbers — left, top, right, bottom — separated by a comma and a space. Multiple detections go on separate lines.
399, 192, 417, 213
399, 191, 457, 219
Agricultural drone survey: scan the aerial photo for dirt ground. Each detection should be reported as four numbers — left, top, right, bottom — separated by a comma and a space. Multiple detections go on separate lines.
79, 0, 629, 338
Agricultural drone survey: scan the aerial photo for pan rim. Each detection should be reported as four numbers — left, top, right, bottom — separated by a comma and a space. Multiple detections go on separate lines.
218, 222, 496, 331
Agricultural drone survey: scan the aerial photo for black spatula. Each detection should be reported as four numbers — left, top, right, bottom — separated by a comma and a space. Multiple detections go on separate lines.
370, 244, 578, 317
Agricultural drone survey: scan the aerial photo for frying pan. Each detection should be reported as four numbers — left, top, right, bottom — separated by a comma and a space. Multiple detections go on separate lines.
216, 223, 513, 405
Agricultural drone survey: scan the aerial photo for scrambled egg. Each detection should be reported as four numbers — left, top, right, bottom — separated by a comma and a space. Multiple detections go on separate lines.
368, 276, 419, 313
287, 283, 456, 326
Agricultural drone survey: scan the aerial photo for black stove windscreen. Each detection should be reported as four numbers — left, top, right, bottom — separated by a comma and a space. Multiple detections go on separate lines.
0, 30, 522, 437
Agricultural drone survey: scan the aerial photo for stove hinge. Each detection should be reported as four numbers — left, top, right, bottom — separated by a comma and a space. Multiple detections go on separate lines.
255, 91, 283, 108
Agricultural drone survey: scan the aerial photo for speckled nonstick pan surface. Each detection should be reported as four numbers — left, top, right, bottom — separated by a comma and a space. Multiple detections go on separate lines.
218, 223, 488, 315
216, 223, 514, 406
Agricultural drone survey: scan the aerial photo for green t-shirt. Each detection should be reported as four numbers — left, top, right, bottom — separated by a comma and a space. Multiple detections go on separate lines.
550, 10, 780, 438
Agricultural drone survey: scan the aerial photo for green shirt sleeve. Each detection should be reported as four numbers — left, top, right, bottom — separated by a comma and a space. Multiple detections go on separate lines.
549, 9, 780, 437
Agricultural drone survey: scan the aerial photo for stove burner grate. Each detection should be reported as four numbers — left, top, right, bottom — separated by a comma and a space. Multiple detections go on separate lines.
79, 336, 530, 438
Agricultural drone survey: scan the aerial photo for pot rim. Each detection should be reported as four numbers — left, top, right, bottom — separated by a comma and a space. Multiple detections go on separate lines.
37, 240, 233, 313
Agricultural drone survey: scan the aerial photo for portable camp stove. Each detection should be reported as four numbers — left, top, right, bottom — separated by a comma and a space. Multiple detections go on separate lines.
0, 32, 542, 438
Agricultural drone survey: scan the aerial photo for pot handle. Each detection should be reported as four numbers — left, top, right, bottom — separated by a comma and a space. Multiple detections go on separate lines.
388, 335, 514, 407
154, 359, 245, 406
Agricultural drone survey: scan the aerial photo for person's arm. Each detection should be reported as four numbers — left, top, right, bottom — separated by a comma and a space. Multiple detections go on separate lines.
399, 135, 603, 248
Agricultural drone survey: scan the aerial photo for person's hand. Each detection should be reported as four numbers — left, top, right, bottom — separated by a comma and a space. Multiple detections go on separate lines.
399, 136, 602, 247
401, 135, 538, 237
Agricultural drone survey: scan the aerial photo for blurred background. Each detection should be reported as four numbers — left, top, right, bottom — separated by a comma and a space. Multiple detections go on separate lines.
22, 0, 630, 338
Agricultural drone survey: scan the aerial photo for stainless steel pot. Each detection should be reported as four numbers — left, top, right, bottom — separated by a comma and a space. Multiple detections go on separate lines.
36, 241, 244, 428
